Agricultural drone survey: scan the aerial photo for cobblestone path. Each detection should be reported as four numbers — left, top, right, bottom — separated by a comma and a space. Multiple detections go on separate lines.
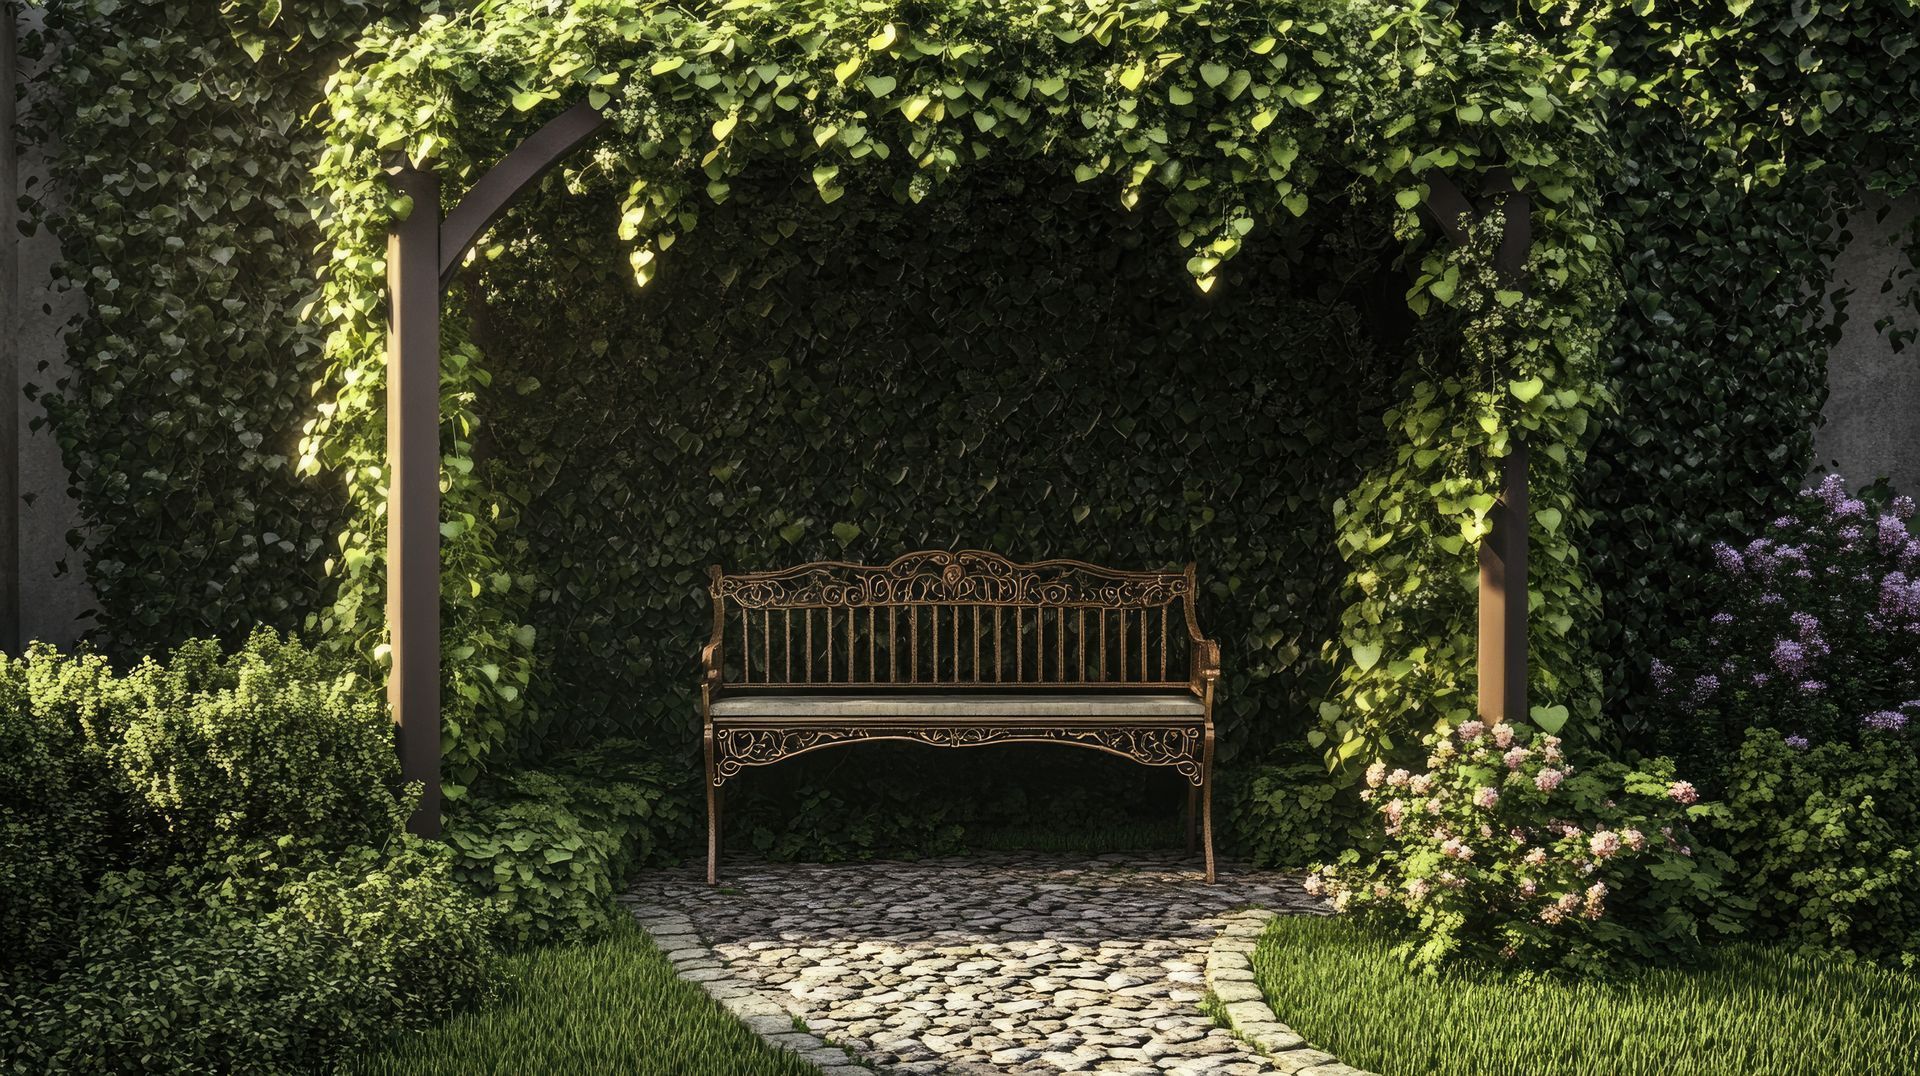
625, 852, 1344, 1075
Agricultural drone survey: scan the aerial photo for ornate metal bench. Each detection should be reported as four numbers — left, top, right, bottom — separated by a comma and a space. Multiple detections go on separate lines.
700, 550, 1221, 884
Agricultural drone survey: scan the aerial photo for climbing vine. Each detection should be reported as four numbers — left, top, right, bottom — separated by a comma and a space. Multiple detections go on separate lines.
306, 0, 1617, 792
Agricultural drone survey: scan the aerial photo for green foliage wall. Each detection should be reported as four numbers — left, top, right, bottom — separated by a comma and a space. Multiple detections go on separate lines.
476, 164, 1402, 774
19, 1, 416, 651
22, 0, 1920, 849
1448, 0, 1920, 735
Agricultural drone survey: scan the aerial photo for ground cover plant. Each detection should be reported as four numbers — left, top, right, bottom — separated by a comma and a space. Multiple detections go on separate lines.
1252, 916, 1920, 1076
353, 916, 823, 1076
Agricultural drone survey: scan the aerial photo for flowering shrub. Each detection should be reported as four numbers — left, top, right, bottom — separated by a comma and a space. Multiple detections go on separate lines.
1718, 726, 1920, 968
1646, 474, 1920, 787
1311, 721, 1731, 974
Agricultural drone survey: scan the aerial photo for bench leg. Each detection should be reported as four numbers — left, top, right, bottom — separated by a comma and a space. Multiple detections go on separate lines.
1185, 784, 1199, 853
1201, 775, 1216, 884
706, 779, 721, 886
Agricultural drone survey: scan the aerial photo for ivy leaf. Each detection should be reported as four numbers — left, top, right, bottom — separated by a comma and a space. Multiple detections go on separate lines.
1536, 507, 1564, 534
863, 74, 897, 96
832, 522, 861, 544
1199, 63, 1231, 88
1510, 377, 1545, 402
1350, 643, 1382, 671
510, 89, 544, 112
1530, 704, 1570, 735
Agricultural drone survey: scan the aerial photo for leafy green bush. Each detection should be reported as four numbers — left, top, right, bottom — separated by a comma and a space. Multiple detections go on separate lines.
1645, 475, 1920, 788
1227, 759, 1349, 868
3, 849, 498, 1074
0, 633, 502, 1072
1313, 721, 1731, 973
447, 742, 694, 947
1718, 727, 1920, 968
0, 652, 122, 970
111, 631, 407, 861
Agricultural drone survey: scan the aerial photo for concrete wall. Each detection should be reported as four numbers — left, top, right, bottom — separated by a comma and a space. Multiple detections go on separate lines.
1814, 192, 1920, 494
6, 4, 94, 652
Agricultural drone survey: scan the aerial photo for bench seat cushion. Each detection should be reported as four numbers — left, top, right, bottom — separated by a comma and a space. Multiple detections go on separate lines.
710, 692, 1204, 721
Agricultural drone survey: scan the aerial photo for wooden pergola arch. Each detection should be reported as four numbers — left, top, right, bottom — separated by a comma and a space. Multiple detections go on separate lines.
383, 98, 1532, 837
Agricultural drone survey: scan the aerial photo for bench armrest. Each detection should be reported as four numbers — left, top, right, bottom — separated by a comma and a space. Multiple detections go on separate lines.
1180, 563, 1220, 699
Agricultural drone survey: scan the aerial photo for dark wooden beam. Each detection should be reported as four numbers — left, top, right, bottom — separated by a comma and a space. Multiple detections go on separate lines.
1425, 170, 1534, 724
386, 103, 614, 835
386, 161, 444, 837
438, 99, 609, 289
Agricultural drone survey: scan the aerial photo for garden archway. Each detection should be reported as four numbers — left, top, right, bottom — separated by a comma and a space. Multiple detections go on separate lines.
305, 0, 1615, 836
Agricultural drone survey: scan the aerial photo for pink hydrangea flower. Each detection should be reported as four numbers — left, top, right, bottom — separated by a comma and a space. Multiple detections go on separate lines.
1668, 781, 1699, 805
1407, 879, 1431, 901
1441, 837, 1474, 861
1535, 767, 1565, 792
1365, 761, 1388, 788
1387, 768, 1411, 787
1303, 874, 1325, 896
1524, 847, 1548, 866
1408, 774, 1434, 795
1622, 828, 1647, 851
1493, 723, 1516, 748
1503, 746, 1531, 770
1457, 720, 1487, 742
1473, 787, 1500, 809
1589, 830, 1621, 858
1518, 878, 1538, 898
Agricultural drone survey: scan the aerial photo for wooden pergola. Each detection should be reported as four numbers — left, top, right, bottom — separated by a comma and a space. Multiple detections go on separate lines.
383, 99, 1532, 836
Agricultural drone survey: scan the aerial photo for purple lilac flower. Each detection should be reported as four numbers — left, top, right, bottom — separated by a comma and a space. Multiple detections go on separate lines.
1751, 672, 1772, 687
1773, 515, 1799, 529
1772, 639, 1810, 678
1785, 733, 1810, 750
1790, 611, 1821, 640
1863, 711, 1911, 732
1712, 541, 1744, 574
1691, 674, 1720, 705
1711, 612, 1735, 628
1650, 658, 1674, 691
1880, 515, 1911, 555
1800, 680, 1827, 695
1760, 592, 1785, 605
1811, 473, 1848, 510
1881, 573, 1920, 620
1895, 496, 1916, 520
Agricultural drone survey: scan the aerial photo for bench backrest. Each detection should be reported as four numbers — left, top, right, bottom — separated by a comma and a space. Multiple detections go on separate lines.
706, 550, 1205, 692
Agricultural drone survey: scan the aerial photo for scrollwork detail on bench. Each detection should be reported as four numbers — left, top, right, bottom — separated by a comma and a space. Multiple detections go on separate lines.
714, 549, 1191, 610
711, 724, 1206, 785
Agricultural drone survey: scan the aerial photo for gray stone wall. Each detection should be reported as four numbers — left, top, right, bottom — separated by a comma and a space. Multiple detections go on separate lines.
6, 6, 94, 652
1815, 192, 1920, 494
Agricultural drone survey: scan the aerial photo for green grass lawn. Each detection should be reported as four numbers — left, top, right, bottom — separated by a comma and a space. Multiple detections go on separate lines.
1253, 917, 1920, 1076
353, 916, 821, 1076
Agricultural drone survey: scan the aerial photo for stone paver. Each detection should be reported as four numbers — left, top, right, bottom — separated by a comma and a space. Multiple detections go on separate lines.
624, 851, 1355, 1074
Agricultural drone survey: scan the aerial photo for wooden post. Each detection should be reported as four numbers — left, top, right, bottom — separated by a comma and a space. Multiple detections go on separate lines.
1426, 170, 1533, 724
386, 162, 443, 838
1478, 443, 1529, 721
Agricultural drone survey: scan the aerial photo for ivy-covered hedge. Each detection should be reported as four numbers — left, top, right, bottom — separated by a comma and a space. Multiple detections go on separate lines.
20, 0, 1920, 856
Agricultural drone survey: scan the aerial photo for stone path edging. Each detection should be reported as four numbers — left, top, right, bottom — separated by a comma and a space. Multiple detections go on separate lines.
1203, 909, 1375, 1076
623, 900, 874, 1075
